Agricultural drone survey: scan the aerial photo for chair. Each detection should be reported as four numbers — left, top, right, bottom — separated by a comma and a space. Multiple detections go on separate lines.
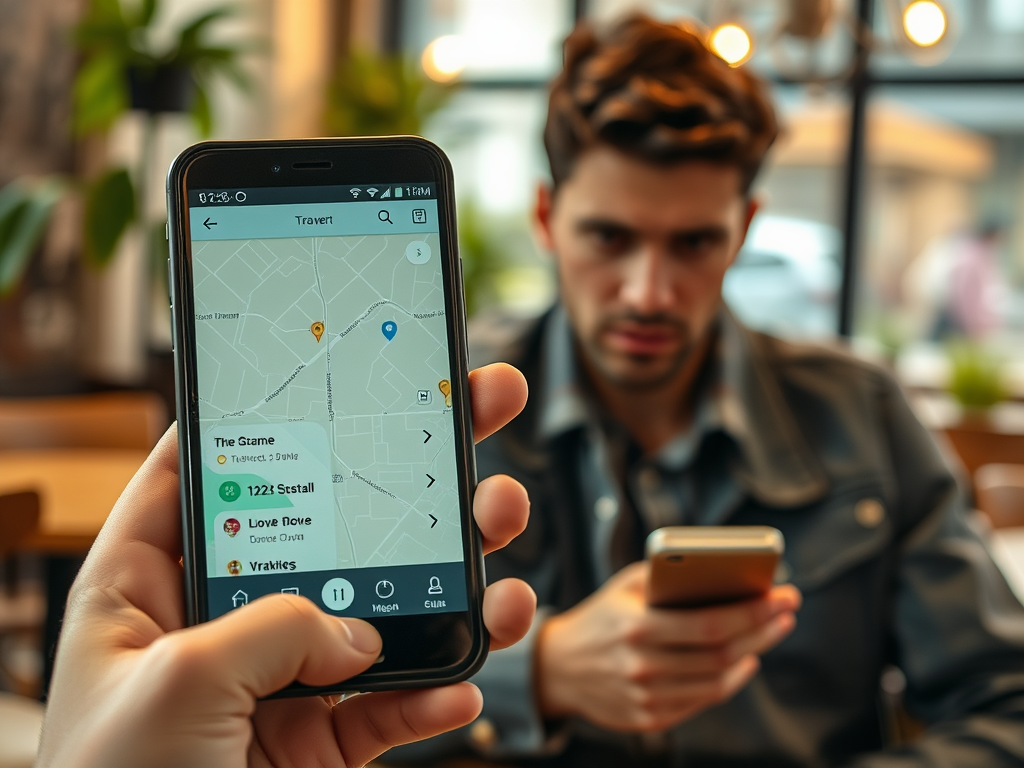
942, 426, 1024, 481
0, 692, 44, 768
0, 491, 44, 698
976, 464, 1024, 529
0, 391, 167, 696
0, 391, 167, 451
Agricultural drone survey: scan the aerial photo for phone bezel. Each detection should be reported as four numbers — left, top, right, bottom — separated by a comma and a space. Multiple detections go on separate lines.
166, 137, 486, 694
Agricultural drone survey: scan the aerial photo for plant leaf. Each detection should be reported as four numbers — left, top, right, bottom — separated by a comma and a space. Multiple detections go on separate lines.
0, 179, 67, 297
84, 168, 136, 267
190, 80, 213, 136
138, 0, 158, 27
74, 52, 129, 135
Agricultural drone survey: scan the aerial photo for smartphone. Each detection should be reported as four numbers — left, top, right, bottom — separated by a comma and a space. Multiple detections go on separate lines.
646, 526, 784, 608
166, 137, 484, 694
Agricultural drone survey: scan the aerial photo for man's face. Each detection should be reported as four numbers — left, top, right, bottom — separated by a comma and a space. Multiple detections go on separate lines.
536, 147, 755, 391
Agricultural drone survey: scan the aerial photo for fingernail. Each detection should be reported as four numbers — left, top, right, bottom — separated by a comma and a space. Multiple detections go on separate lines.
339, 618, 381, 654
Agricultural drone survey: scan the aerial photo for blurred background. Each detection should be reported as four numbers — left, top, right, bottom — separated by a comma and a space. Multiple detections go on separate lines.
2, 0, 1024, 733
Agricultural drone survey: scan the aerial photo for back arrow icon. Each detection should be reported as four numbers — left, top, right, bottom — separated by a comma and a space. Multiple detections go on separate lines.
423, 430, 432, 443
203, 217, 217, 230
426, 474, 436, 488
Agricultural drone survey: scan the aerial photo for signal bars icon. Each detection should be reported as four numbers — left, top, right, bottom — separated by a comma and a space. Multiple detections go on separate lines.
379, 188, 391, 199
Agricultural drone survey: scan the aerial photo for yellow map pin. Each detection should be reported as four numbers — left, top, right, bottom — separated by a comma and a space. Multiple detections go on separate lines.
311, 321, 325, 342
438, 379, 452, 408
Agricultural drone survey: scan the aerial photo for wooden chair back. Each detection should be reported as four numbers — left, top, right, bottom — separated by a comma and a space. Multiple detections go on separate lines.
976, 464, 1024, 529
0, 492, 40, 561
0, 392, 167, 451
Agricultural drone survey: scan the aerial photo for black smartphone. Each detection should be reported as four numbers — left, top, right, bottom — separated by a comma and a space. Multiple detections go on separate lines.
166, 137, 485, 694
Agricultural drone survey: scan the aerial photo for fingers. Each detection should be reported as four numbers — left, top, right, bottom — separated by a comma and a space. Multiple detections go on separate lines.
70, 424, 188, 630
624, 655, 761, 733
483, 578, 537, 651
469, 363, 528, 443
88, 423, 182, 559
332, 684, 483, 768
639, 585, 801, 648
146, 594, 381, 702
623, 613, 795, 680
474, 474, 529, 555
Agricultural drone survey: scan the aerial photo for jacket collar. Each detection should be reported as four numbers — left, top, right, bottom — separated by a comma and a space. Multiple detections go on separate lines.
718, 307, 830, 507
531, 303, 829, 508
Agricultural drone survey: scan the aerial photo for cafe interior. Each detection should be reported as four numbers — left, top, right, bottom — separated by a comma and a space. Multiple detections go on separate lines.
1, 0, 1024, 766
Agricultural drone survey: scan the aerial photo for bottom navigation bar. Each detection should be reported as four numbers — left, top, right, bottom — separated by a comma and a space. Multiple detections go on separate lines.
207, 561, 468, 621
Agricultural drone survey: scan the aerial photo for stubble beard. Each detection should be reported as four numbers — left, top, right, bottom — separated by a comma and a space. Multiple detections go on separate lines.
578, 314, 696, 393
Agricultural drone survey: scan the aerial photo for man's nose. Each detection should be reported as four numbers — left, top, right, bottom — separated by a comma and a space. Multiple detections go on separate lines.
619, 248, 676, 314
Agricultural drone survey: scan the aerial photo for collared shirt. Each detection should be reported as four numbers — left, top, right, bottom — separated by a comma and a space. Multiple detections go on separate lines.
536, 305, 745, 585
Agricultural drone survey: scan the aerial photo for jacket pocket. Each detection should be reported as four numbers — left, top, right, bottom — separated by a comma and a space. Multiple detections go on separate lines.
775, 482, 893, 592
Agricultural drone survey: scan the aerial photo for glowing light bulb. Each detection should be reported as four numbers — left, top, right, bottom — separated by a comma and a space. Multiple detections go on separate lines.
422, 35, 467, 82
903, 0, 947, 47
709, 23, 753, 67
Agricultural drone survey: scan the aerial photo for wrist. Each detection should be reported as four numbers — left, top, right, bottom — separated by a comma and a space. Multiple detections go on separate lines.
534, 614, 573, 719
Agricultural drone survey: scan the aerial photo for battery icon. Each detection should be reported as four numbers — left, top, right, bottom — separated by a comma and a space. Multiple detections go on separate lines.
394, 186, 403, 198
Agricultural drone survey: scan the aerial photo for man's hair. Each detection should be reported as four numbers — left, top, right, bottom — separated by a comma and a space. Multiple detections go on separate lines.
544, 14, 779, 192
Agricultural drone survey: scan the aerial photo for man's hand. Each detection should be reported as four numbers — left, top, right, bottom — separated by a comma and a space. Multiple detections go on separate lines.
37, 363, 535, 768
536, 561, 800, 733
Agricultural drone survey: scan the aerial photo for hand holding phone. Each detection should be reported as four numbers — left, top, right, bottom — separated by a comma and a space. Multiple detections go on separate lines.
37, 366, 536, 768
167, 137, 491, 694
535, 555, 800, 733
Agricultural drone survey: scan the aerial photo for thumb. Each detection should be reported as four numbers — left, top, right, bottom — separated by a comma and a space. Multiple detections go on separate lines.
610, 560, 649, 593
150, 593, 381, 701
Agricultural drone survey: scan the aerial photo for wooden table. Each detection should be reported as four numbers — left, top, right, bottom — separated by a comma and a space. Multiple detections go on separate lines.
0, 449, 150, 552
0, 448, 149, 695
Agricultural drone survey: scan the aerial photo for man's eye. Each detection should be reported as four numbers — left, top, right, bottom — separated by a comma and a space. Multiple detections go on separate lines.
674, 233, 724, 258
589, 227, 631, 251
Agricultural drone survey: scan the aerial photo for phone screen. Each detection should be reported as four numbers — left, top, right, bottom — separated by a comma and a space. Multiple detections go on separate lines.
185, 182, 468, 622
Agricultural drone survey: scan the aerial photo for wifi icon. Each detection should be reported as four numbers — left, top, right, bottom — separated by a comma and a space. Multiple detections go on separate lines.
366, 187, 379, 198
350, 188, 361, 198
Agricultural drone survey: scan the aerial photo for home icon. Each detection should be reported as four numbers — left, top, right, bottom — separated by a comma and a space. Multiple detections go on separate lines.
231, 590, 248, 608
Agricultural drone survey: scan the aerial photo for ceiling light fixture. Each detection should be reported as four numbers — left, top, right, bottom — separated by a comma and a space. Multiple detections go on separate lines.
902, 0, 947, 47
421, 35, 467, 83
709, 23, 754, 66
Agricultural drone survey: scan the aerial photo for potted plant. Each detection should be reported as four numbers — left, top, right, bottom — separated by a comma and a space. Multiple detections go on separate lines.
0, 0, 260, 382
946, 339, 1007, 420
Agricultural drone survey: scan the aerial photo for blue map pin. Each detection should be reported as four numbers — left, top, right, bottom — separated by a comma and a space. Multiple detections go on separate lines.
381, 321, 397, 341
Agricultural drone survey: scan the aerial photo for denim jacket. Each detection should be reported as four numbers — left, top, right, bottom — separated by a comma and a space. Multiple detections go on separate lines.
388, 306, 1024, 768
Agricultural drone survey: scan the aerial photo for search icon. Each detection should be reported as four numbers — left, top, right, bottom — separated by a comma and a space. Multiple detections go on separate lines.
378, 210, 393, 224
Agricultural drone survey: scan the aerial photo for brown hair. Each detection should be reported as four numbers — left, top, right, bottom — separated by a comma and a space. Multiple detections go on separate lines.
544, 14, 778, 192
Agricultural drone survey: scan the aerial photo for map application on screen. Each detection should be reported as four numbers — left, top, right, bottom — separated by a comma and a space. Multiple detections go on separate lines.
187, 190, 468, 619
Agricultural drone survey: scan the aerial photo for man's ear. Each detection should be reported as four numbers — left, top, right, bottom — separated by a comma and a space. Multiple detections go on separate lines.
725, 196, 759, 271
741, 196, 760, 243
533, 183, 556, 253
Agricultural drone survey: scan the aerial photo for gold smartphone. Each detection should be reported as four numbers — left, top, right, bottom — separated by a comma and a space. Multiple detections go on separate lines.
645, 526, 785, 608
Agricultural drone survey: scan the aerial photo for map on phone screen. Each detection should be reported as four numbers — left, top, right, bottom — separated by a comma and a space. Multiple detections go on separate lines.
188, 198, 466, 604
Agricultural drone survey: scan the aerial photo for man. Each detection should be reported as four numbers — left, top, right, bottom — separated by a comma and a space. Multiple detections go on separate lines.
390, 13, 1024, 768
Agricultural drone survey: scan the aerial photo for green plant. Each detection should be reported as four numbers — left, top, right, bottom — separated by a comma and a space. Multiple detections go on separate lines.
73, 0, 256, 136
0, 0, 260, 295
947, 340, 1007, 411
457, 200, 512, 318
0, 179, 68, 296
325, 51, 456, 137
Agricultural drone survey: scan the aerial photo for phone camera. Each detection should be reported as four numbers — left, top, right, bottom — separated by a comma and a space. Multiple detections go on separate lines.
271, 164, 282, 173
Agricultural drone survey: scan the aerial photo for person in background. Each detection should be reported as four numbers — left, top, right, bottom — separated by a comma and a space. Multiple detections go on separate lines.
388, 14, 1024, 768
35, 364, 535, 768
